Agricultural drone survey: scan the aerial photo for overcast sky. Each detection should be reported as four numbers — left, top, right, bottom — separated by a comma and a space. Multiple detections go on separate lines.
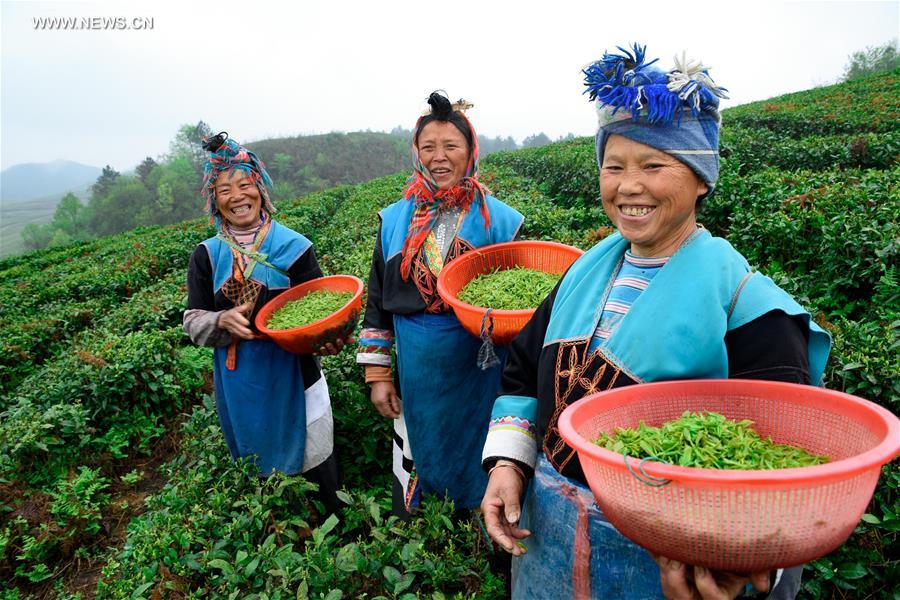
1, 0, 898, 172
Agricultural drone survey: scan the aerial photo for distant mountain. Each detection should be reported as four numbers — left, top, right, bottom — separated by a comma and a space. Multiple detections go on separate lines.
1, 160, 101, 204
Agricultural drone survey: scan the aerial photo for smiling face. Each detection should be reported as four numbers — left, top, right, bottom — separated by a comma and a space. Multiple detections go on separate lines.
417, 120, 471, 190
214, 169, 263, 228
600, 134, 709, 257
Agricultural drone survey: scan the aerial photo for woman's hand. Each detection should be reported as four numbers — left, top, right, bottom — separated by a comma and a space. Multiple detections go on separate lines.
481, 462, 531, 556
654, 555, 769, 600
217, 303, 256, 340
370, 381, 401, 418
316, 336, 356, 356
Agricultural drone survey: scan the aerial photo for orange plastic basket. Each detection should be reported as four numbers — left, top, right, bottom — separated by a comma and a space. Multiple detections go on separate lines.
558, 379, 900, 572
255, 275, 363, 355
436, 241, 584, 345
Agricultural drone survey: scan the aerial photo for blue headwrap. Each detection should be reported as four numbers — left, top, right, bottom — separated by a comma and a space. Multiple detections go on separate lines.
200, 134, 276, 225
584, 44, 729, 197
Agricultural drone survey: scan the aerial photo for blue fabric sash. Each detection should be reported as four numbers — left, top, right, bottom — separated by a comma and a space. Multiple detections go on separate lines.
213, 338, 306, 475
380, 195, 524, 261
545, 230, 831, 384
202, 220, 312, 294
512, 455, 663, 599
394, 312, 507, 509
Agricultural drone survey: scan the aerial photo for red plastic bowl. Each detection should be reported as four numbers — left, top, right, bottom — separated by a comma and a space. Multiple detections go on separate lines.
255, 275, 363, 355
436, 241, 584, 345
558, 379, 900, 572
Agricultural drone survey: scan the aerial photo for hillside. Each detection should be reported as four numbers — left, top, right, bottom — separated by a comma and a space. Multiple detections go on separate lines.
6, 129, 528, 258
0, 160, 100, 203
0, 69, 897, 598
0, 184, 93, 257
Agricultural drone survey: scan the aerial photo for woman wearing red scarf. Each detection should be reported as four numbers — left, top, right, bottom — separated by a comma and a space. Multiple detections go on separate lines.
357, 92, 524, 516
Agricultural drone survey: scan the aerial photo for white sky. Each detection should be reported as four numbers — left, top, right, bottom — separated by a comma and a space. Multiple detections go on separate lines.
1, 0, 898, 171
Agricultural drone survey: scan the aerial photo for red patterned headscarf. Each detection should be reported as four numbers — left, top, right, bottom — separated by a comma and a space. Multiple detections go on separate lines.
399, 108, 491, 280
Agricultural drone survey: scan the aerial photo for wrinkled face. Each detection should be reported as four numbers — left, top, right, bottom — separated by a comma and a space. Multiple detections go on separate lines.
215, 169, 262, 228
600, 134, 708, 257
417, 121, 470, 190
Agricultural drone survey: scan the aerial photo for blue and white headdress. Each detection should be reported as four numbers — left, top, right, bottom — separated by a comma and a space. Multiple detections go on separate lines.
584, 43, 729, 196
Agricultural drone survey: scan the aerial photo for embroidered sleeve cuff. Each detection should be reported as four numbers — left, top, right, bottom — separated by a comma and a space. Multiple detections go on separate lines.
357, 327, 394, 367
482, 415, 538, 470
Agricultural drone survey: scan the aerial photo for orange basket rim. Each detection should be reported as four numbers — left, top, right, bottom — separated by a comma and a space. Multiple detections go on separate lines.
436, 240, 584, 316
255, 274, 364, 335
558, 378, 900, 485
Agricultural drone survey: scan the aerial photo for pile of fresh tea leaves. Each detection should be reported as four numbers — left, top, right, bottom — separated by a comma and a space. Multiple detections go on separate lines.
594, 411, 828, 469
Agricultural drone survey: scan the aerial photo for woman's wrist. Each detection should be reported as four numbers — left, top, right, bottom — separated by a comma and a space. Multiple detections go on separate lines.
489, 460, 526, 482
365, 365, 393, 384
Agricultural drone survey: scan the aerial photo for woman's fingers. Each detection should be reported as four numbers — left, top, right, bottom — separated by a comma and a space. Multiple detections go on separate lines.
656, 556, 695, 600
232, 324, 255, 340
747, 571, 770, 595
387, 390, 401, 416
370, 383, 400, 418
693, 566, 729, 599
218, 305, 254, 338
498, 481, 522, 524
656, 557, 764, 600
481, 469, 529, 556
315, 336, 358, 356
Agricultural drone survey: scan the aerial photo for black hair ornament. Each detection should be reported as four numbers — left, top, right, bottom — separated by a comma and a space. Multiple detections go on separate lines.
202, 131, 229, 152
426, 91, 454, 120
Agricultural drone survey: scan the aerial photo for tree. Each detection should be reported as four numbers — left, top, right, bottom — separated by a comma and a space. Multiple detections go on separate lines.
169, 121, 210, 174
271, 153, 294, 180
135, 157, 158, 184
91, 165, 120, 199
272, 181, 298, 203
21, 223, 54, 251
52, 192, 85, 236
48, 229, 73, 248
86, 178, 153, 237
843, 40, 899, 81
522, 133, 552, 148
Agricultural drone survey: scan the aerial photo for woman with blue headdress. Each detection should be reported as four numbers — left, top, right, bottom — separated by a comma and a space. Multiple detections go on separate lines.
183, 132, 344, 515
480, 45, 832, 599
357, 92, 524, 517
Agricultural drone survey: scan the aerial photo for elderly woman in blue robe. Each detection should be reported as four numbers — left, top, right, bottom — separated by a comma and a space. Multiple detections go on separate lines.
183, 133, 343, 514
357, 92, 524, 517
480, 45, 832, 599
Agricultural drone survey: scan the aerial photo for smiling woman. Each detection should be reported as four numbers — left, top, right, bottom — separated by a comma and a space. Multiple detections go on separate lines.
479, 44, 833, 600
181, 133, 346, 515
356, 91, 524, 521
214, 169, 263, 228
416, 121, 470, 189
600, 135, 708, 257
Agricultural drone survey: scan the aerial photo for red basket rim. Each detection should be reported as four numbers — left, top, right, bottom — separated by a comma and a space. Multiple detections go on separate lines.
436, 240, 583, 315
255, 274, 364, 335
558, 379, 900, 485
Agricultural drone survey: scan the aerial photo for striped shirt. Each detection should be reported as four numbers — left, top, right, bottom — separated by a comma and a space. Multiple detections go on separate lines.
590, 251, 669, 349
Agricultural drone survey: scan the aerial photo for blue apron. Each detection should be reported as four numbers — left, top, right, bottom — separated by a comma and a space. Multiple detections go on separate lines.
204, 221, 314, 476
394, 312, 507, 510
213, 337, 306, 476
